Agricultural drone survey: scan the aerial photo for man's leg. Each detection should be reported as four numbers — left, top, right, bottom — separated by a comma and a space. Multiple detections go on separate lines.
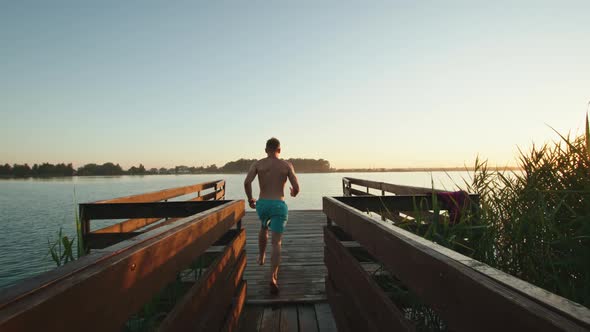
258, 227, 268, 265
270, 231, 283, 291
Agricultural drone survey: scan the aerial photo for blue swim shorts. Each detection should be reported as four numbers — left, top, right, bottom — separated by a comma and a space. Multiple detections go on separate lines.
255, 199, 288, 233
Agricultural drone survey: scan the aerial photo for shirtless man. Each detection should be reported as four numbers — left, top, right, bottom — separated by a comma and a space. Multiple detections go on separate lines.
244, 137, 300, 294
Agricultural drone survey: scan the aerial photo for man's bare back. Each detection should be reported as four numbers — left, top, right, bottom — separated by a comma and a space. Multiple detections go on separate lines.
249, 157, 298, 201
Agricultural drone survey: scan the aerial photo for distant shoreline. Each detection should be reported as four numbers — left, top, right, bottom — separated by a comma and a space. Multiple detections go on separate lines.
332, 166, 522, 173
0, 167, 522, 179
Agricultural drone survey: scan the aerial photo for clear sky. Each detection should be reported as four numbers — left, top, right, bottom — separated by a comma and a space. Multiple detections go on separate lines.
1, 1, 589, 169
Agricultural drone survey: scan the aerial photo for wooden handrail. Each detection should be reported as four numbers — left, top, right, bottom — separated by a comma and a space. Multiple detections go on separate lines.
343, 177, 445, 196
0, 199, 245, 331
84, 180, 226, 249
323, 196, 590, 331
92, 180, 225, 204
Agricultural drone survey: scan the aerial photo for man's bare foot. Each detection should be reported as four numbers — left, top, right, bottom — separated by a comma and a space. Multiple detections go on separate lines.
257, 253, 266, 265
270, 281, 279, 295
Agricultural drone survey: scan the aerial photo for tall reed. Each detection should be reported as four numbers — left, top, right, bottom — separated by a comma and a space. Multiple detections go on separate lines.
412, 116, 590, 307
464, 129, 590, 307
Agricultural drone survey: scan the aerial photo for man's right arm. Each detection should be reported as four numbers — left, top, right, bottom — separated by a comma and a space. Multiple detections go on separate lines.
244, 162, 257, 208
287, 162, 300, 197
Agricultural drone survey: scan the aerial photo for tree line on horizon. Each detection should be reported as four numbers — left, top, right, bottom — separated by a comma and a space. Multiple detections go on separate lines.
0, 158, 332, 178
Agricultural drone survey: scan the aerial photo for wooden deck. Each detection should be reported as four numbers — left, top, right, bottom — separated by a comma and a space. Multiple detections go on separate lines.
238, 303, 337, 332
243, 210, 327, 304
239, 210, 337, 331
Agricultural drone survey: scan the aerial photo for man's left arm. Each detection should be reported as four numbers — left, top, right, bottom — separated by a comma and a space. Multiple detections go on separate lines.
287, 162, 300, 197
244, 162, 258, 208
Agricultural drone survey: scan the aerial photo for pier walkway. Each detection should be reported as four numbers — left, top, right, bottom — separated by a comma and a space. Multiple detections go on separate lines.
239, 210, 337, 331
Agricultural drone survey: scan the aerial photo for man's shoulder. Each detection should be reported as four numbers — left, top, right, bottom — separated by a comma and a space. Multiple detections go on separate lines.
279, 159, 294, 169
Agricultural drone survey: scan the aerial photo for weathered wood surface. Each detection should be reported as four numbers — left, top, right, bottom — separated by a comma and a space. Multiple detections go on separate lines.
80, 200, 227, 220
86, 180, 224, 238
324, 226, 414, 331
238, 303, 337, 332
343, 177, 444, 195
223, 280, 248, 332
159, 228, 246, 331
0, 201, 244, 332
93, 189, 222, 234
92, 180, 224, 204
335, 195, 479, 215
323, 196, 590, 331
242, 210, 327, 304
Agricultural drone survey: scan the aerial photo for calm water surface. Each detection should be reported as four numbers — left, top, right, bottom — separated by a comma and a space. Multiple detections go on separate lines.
0, 172, 471, 289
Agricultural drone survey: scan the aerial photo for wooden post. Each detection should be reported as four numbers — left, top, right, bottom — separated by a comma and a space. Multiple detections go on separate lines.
327, 217, 333, 226
165, 199, 168, 221
79, 206, 90, 254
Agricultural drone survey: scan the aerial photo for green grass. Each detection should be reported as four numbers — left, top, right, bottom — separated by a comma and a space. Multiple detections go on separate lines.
46, 191, 85, 266
46, 227, 76, 267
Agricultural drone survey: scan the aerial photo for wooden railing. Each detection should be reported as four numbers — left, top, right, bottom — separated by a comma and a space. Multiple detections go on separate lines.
0, 182, 246, 332
342, 177, 479, 223
83, 180, 226, 250
343, 176, 444, 196
323, 180, 590, 331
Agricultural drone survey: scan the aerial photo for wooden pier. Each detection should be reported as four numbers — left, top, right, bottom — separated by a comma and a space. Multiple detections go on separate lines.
1, 178, 589, 331
239, 210, 337, 331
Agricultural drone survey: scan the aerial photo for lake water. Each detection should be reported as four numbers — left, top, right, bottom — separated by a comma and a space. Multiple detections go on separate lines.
0, 171, 472, 289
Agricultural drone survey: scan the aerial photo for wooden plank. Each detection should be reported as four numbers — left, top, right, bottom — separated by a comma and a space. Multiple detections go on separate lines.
93, 217, 161, 234
259, 307, 275, 332
279, 305, 298, 332
159, 230, 246, 331
0, 201, 244, 332
89, 187, 230, 237
297, 305, 319, 332
84, 232, 141, 249
80, 200, 227, 220
325, 277, 355, 332
237, 305, 263, 332
246, 296, 327, 305
323, 197, 590, 331
134, 192, 223, 234
343, 177, 443, 195
314, 303, 337, 332
348, 188, 373, 197
197, 256, 246, 331
334, 195, 479, 214
271, 306, 282, 331
91, 187, 223, 235
92, 180, 224, 203
216, 188, 225, 200
324, 227, 414, 331
221, 280, 247, 332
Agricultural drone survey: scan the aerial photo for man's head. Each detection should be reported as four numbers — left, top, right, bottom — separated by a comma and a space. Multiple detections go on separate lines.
265, 137, 281, 155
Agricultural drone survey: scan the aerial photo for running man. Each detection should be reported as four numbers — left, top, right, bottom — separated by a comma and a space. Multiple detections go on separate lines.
244, 137, 300, 294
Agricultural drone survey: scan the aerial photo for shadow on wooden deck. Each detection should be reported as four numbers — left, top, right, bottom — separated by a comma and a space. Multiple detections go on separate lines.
239, 210, 336, 331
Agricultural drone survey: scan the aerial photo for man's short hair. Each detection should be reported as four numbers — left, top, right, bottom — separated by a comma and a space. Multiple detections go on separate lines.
266, 137, 280, 152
